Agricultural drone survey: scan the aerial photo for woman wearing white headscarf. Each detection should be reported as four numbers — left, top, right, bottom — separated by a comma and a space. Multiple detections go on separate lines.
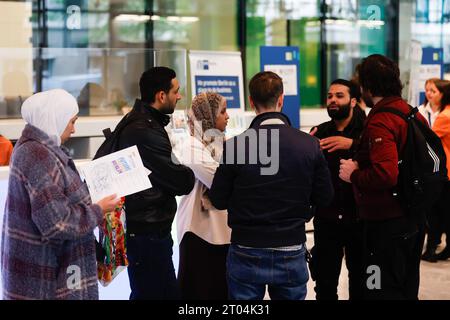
1, 89, 119, 300
176, 92, 231, 300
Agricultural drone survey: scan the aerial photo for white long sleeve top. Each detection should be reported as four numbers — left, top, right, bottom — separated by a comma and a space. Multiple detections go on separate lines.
176, 136, 231, 245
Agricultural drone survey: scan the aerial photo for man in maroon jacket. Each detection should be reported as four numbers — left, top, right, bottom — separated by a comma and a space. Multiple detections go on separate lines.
339, 54, 427, 300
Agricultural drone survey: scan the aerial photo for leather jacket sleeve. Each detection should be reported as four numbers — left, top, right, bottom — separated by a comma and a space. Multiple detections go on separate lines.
310, 139, 334, 207
121, 121, 195, 196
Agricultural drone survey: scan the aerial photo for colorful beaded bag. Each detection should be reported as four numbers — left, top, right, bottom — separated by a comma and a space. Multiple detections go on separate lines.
97, 197, 128, 286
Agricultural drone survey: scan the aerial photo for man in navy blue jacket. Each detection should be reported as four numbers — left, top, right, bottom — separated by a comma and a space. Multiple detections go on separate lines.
209, 71, 334, 300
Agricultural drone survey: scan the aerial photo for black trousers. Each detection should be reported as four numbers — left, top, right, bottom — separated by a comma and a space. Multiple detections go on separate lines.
310, 218, 364, 300
426, 182, 450, 250
442, 183, 450, 248
177, 232, 229, 300
362, 216, 425, 300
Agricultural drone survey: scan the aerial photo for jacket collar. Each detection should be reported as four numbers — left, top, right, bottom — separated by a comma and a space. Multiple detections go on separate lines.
371, 96, 405, 112
249, 112, 292, 128
19, 124, 71, 165
132, 99, 171, 127
367, 96, 408, 122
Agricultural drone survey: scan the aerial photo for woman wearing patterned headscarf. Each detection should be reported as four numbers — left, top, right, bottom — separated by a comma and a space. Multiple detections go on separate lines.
1, 89, 120, 300
176, 92, 231, 299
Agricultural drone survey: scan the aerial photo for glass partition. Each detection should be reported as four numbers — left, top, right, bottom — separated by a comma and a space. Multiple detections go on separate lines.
0, 48, 187, 119
409, 0, 450, 78
245, 0, 397, 109
323, 0, 397, 100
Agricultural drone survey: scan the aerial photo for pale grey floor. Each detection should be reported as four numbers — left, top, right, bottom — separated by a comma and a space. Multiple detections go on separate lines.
261, 228, 450, 300
86, 223, 450, 300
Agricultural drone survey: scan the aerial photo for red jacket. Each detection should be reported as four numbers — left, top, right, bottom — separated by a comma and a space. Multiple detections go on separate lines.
350, 96, 427, 221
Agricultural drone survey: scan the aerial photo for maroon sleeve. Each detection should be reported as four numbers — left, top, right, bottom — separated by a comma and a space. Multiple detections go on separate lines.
350, 113, 404, 190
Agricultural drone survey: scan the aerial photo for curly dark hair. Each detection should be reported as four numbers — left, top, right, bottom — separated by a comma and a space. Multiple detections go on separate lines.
358, 54, 403, 98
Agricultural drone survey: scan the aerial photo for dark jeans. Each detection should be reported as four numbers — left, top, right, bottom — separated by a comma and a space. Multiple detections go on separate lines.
226, 244, 309, 300
310, 218, 364, 300
126, 232, 179, 300
178, 232, 229, 300
362, 216, 425, 300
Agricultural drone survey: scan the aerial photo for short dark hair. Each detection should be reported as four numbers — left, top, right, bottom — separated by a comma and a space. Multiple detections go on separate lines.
439, 81, 450, 111
249, 71, 284, 110
330, 79, 361, 102
139, 67, 176, 103
358, 54, 403, 97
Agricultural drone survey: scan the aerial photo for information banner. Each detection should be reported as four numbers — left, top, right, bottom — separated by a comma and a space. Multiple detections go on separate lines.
189, 51, 245, 111
260, 46, 301, 129
419, 47, 444, 105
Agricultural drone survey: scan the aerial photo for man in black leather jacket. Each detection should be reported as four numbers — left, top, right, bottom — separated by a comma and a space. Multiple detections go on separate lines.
309, 79, 366, 300
118, 67, 195, 300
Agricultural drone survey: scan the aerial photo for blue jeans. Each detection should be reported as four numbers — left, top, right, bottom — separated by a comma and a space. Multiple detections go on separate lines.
226, 244, 309, 300
126, 232, 179, 300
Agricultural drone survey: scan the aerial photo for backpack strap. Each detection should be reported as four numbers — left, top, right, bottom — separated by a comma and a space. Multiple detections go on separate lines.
109, 111, 142, 136
103, 128, 112, 139
370, 106, 419, 157
372, 106, 419, 122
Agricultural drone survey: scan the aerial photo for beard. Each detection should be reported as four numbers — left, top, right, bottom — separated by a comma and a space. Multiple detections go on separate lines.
160, 101, 177, 114
327, 102, 351, 120
361, 90, 374, 109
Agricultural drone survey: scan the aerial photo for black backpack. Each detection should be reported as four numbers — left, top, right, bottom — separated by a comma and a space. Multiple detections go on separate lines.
93, 111, 141, 160
373, 106, 448, 224
93, 111, 142, 262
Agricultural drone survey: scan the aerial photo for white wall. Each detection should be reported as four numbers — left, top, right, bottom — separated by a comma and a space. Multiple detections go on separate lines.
0, 2, 33, 101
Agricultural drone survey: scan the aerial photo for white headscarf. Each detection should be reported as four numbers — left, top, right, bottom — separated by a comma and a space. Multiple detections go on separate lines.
21, 89, 79, 146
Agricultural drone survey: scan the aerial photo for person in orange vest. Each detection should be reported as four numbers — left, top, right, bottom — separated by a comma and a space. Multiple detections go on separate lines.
0, 134, 13, 166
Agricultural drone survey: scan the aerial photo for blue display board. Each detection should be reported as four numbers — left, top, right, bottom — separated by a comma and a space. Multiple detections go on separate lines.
189, 51, 245, 111
194, 76, 241, 109
422, 47, 444, 72
419, 47, 444, 105
260, 46, 301, 129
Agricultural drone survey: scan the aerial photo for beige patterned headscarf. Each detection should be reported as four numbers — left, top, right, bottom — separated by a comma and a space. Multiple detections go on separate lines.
187, 92, 225, 159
